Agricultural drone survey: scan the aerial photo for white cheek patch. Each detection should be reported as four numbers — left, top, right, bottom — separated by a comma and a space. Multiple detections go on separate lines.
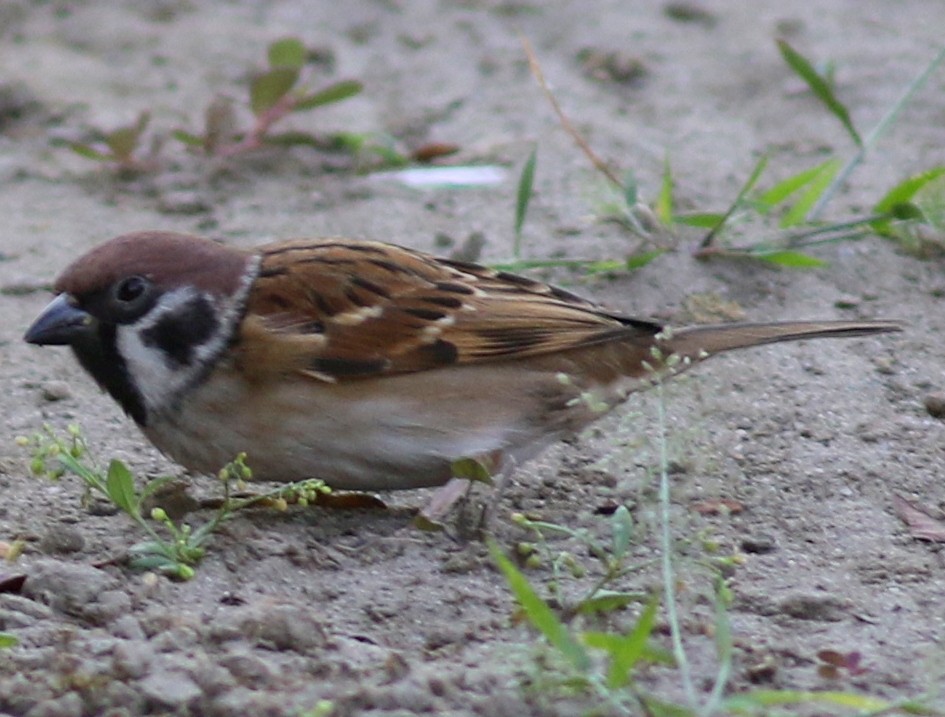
117, 324, 190, 413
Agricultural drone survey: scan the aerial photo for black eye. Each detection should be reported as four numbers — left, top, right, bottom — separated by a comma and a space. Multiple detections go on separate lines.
106, 275, 156, 322
115, 276, 148, 303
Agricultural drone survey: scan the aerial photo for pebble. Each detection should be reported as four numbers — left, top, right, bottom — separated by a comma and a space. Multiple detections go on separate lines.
208, 602, 327, 653
740, 533, 777, 554
778, 593, 848, 621
39, 524, 84, 554
138, 669, 202, 709
22, 560, 120, 624
23, 691, 83, 717
39, 381, 71, 402
923, 392, 945, 419
112, 641, 155, 680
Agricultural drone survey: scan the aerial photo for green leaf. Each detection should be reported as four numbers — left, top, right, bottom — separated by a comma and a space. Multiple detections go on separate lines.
268, 37, 306, 69
872, 167, 945, 235
489, 540, 591, 672
875, 167, 945, 214
655, 155, 673, 225
577, 590, 645, 614
757, 160, 838, 210
779, 158, 840, 227
756, 250, 827, 268
700, 154, 768, 246
722, 689, 890, 713
264, 131, 323, 149
583, 597, 660, 688
610, 504, 633, 560
105, 112, 149, 160
451, 457, 493, 484
514, 146, 538, 258
0, 632, 18, 649
777, 39, 862, 147
295, 80, 363, 110
105, 459, 138, 515
69, 143, 112, 161
674, 212, 725, 228
624, 249, 665, 270
250, 67, 299, 115
171, 130, 204, 147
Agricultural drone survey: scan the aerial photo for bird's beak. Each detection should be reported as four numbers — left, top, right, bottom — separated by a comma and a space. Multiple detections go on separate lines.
24, 294, 93, 346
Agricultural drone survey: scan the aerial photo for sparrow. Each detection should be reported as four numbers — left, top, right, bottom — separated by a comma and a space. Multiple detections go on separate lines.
25, 231, 900, 493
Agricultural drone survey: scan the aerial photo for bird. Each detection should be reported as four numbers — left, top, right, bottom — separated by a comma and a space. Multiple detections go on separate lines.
25, 231, 900, 497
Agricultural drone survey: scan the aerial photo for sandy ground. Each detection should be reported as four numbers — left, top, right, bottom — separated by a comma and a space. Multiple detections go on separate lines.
1, 1, 945, 715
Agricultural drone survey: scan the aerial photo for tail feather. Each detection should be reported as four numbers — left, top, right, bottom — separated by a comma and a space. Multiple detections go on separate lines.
661, 320, 902, 362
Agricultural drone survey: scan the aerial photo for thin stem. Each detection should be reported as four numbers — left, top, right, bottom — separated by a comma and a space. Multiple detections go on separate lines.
808, 45, 945, 220
656, 380, 698, 707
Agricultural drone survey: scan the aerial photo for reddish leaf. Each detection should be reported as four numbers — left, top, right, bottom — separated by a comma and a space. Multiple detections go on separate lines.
412, 142, 461, 162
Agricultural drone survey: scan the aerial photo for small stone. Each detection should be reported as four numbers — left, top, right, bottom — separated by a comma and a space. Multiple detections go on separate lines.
138, 669, 202, 708
778, 593, 848, 621
40, 381, 71, 402
39, 523, 84, 554
24, 691, 83, 717
22, 560, 119, 624
112, 640, 154, 679
924, 392, 945, 419
740, 533, 777, 554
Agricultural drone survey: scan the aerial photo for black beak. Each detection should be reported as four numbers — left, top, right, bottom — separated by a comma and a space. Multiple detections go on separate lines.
24, 294, 93, 346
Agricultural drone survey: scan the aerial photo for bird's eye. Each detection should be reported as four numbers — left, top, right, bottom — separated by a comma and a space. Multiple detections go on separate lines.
106, 275, 156, 322
115, 276, 148, 304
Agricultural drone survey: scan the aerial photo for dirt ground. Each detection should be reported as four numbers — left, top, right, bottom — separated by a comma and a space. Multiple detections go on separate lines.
1, 1, 944, 715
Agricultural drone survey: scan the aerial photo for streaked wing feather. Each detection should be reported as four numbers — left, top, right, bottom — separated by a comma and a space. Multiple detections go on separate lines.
239, 239, 657, 381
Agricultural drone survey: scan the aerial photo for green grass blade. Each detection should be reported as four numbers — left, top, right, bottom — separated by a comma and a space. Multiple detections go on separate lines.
722, 689, 891, 713
295, 80, 363, 110
874, 167, 945, 217
514, 146, 538, 259
700, 154, 768, 247
777, 39, 861, 147
809, 45, 945, 221
489, 540, 591, 672
757, 159, 837, 210
583, 597, 660, 688
0, 633, 18, 649
674, 212, 726, 228
755, 250, 827, 268
655, 155, 673, 225
780, 158, 840, 227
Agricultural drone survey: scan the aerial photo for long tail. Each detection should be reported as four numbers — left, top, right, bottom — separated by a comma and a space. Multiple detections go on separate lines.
660, 320, 902, 362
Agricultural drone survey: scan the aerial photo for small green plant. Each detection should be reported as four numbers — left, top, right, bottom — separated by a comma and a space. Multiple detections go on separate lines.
69, 111, 158, 172
0, 633, 17, 649
524, 37, 945, 272
18, 424, 330, 579
68, 38, 367, 171
173, 37, 363, 158
510, 505, 650, 618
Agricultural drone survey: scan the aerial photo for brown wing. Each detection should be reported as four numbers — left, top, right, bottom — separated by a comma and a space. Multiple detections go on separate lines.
235, 239, 661, 382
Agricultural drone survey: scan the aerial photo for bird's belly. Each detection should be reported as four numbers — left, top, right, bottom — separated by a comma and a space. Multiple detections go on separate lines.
141, 363, 608, 491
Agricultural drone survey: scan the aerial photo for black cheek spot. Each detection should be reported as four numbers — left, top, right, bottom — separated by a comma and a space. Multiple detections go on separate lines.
141, 295, 219, 366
